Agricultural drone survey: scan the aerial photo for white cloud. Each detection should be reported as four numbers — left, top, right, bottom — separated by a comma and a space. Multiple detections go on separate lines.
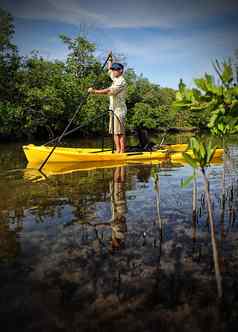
2, 0, 237, 88
109, 24, 237, 87
113, 25, 237, 63
2, 0, 238, 29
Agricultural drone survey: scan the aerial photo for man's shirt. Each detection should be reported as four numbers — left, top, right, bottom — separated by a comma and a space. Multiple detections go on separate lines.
108, 70, 127, 115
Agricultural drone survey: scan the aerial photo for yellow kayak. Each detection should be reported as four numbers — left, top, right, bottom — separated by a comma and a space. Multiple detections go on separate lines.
22, 143, 186, 164
22, 144, 223, 165
170, 149, 224, 161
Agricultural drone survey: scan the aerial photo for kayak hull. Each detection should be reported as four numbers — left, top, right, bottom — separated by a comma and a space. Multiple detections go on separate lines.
170, 149, 224, 161
23, 144, 186, 164
22, 144, 223, 165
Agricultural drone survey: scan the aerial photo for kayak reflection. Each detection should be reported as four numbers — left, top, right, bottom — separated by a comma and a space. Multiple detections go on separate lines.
24, 156, 224, 183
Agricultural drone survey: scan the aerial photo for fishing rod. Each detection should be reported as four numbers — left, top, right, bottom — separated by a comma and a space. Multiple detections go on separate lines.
38, 53, 112, 171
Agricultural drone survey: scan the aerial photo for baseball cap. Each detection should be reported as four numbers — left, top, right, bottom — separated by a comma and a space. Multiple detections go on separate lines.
110, 62, 124, 71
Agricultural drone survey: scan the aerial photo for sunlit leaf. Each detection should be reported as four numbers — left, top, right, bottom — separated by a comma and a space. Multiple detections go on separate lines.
181, 173, 197, 188
182, 152, 198, 168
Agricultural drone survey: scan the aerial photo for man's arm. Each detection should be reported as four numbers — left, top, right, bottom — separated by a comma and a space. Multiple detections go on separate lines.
88, 84, 125, 96
88, 87, 111, 95
88, 52, 114, 95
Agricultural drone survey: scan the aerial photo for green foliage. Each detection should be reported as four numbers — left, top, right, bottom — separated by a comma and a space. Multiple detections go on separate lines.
174, 79, 211, 128
0, 9, 178, 140
0, 102, 24, 138
125, 75, 176, 130
0, 8, 20, 103
59, 34, 97, 79
173, 59, 238, 135
183, 137, 217, 169
4, 8, 237, 141
130, 102, 158, 129
180, 137, 217, 189
129, 102, 176, 130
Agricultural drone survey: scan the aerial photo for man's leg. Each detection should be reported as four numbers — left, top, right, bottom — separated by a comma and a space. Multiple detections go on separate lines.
114, 135, 120, 153
118, 134, 125, 153
114, 165, 125, 182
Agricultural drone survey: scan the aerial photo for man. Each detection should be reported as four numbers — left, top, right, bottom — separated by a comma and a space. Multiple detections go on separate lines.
88, 52, 127, 153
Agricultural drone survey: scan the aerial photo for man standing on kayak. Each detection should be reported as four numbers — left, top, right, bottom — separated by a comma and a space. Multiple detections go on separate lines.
88, 52, 127, 153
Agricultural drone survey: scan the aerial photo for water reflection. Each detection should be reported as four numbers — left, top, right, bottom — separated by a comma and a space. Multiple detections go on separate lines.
1, 138, 238, 331
110, 167, 127, 251
0, 221, 20, 261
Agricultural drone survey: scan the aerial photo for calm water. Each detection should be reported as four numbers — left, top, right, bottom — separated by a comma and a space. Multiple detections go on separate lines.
0, 134, 238, 332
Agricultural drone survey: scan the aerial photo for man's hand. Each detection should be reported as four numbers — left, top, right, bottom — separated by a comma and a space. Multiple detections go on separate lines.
88, 87, 94, 93
108, 51, 113, 70
108, 50, 113, 60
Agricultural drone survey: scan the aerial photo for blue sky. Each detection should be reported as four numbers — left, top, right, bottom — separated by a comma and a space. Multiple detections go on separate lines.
1, 0, 238, 88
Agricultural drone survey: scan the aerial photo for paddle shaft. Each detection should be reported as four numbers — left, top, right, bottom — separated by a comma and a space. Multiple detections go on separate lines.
44, 110, 124, 146
111, 109, 115, 153
39, 54, 111, 171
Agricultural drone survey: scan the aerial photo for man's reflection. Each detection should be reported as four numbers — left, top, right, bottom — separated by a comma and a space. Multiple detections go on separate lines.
110, 167, 127, 251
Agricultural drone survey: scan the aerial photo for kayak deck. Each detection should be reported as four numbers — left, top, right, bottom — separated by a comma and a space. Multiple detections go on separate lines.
22, 144, 224, 165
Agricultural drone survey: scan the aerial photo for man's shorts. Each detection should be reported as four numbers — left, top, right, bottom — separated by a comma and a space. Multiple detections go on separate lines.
109, 111, 126, 135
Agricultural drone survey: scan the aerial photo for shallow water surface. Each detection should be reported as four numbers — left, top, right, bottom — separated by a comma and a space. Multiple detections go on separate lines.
0, 135, 238, 332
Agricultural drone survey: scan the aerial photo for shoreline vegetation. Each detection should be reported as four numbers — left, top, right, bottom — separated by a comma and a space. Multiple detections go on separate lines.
1, 6, 238, 330
0, 8, 237, 142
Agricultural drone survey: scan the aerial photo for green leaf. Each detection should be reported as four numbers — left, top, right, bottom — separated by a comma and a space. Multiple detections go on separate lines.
190, 137, 200, 152
199, 142, 206, 160
176, 91, 183, 101
204, 73, 214, 91
222, 63, 233, 84
181, 173, 197, 188
182, 152, 198, 168
206, 142, 217, 163
179, 79, 186, 94
194, 78, 208, 92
